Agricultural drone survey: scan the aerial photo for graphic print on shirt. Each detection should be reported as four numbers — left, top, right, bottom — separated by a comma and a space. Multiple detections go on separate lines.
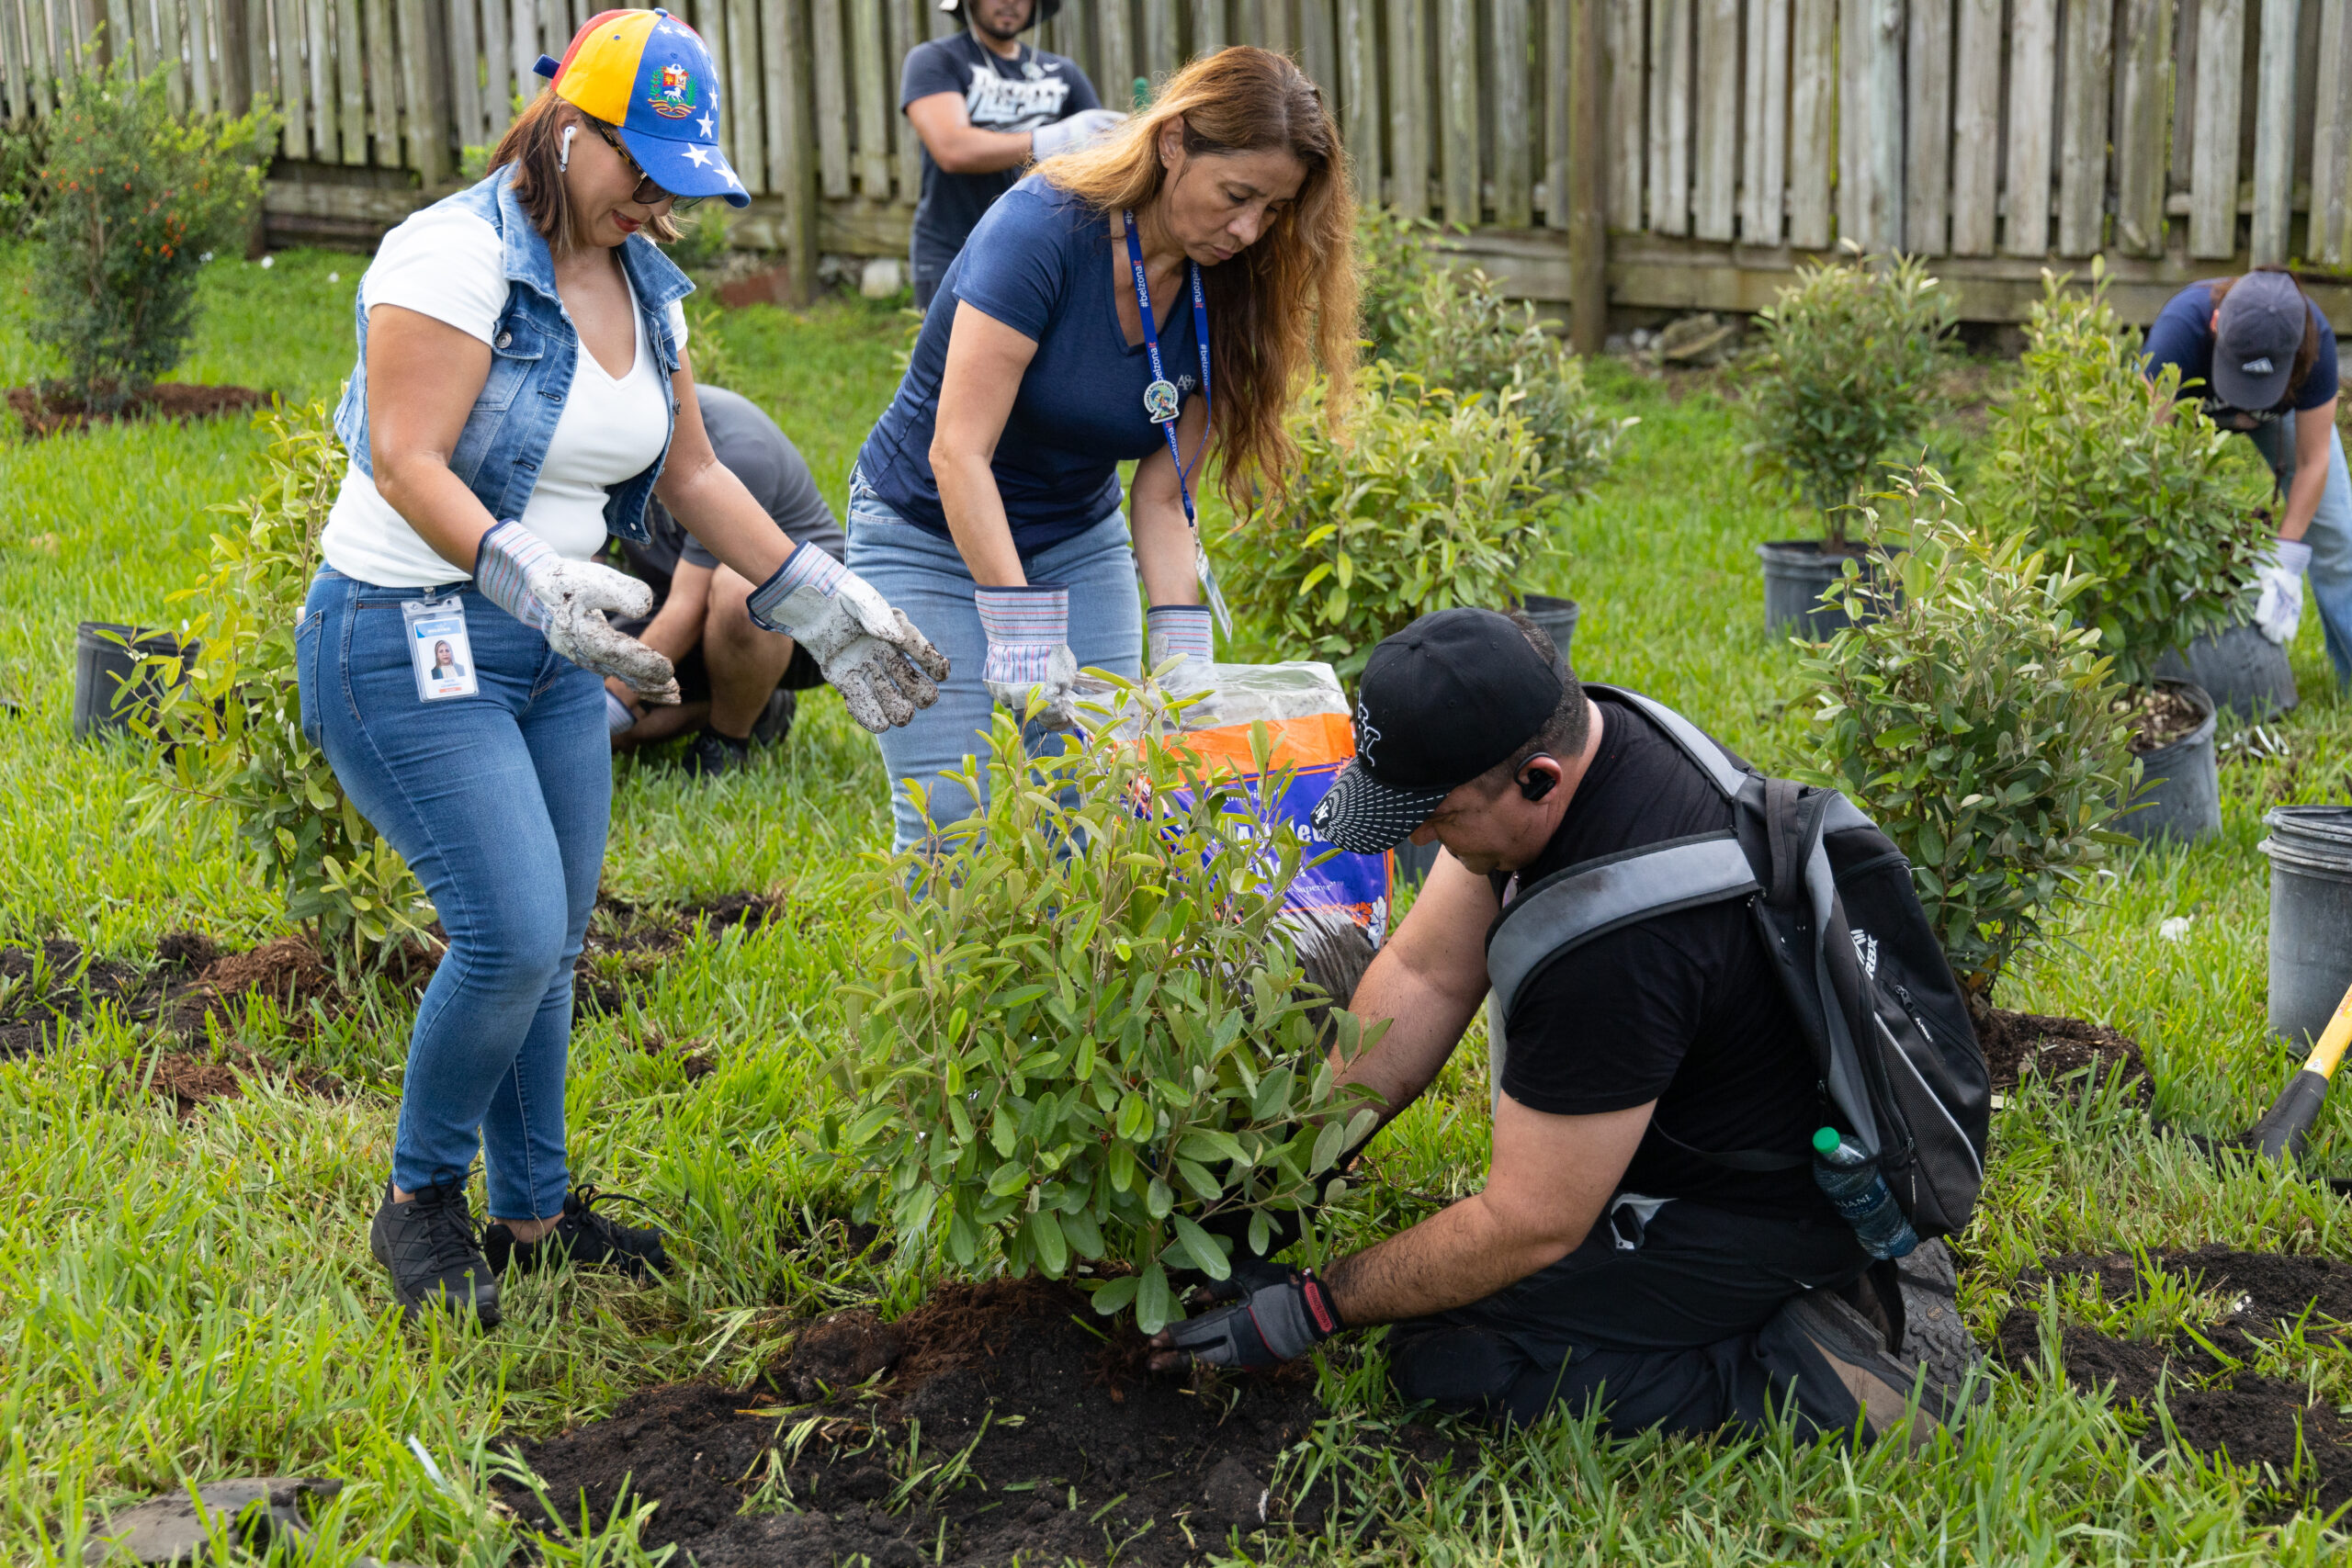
965, 59, 1071, 131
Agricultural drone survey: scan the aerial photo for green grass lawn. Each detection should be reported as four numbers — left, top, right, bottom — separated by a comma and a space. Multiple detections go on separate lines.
6, 243, 2352, 1563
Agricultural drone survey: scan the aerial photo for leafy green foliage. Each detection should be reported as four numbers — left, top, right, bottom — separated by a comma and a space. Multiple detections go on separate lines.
1355, 202, 1449, 362
32, 57, 277, 410
1797, 468, 2138, 1000
137, 402, 432, 961
661, 204, 732, 273
1745, 248, 1956, 541
827, 690, 1381, 1334
1985, 262, 2271, 690
1215, 361, 1556, 677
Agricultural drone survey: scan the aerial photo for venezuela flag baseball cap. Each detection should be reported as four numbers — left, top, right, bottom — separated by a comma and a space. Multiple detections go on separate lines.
535, 9, 749, 209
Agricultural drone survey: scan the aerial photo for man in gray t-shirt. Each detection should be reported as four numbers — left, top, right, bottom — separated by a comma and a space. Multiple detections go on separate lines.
608, 385, 851, 776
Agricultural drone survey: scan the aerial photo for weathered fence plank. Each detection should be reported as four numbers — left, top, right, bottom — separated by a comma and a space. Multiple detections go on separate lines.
1441, 0, 1476, 226
1568, 0, 1605, 346
2056, 0, 2112, 254
1691, 0, 1736, 240
1489, 0, 1532, 229
1606, 0, 1641, 227
2250, 0, 2298, 263
1098, 0, 1134, 107
2002, 0, 2056, 255
1839, 0, 1902, 249
2316, 0, 2352, 265
2113, 0, 2170, 254
1145, 0, 1179, 81
1296, 0, 1335, 94
2189, 0, 2245, 256
395, 0, 448, 180
1649, 0, 1690, 233
1546, 0, 1571, 229
1905, 0, 1951, 254
333, 0, 364, 161
1786, 0, 1832, 247
1385, 0, 1427, 214
849, 0, 888, 198
1338, 0, 1380, 204
1193, 0, 1226, 54
365, 0, 400, 164
1737, 0, 1785, 243
0, 0, 25, 127
811, 0, 846, 197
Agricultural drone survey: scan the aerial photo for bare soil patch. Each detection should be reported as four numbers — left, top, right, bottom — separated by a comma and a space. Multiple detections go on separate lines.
1996, 1247, 2352, 1512
502, 1278, 1460, 1566
132, 1041, 348, 1119
7, 381, 266, 437
1974, 1008, 2151, 1102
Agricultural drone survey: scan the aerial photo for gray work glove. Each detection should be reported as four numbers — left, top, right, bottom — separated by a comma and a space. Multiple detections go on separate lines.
2253, 536, 2312, 646
977, 583, 1080, 731
1152, 1266, 1343, 1372
1031, 107, 1127, 161
472, 520, 679, 702
746, 542, 949, 732
1146, 603, 1218, 722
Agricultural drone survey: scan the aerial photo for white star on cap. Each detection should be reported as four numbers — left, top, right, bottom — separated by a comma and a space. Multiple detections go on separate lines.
724, 164, 742, 190
696, 111, 714, 139
684, 143, 712, 166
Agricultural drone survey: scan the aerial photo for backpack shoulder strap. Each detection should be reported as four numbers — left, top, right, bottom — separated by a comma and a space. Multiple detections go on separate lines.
1486, 830, 1759, 1021
1582, 683, 1751, 799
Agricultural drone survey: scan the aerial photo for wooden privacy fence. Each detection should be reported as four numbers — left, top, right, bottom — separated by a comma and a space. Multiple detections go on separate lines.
0, 0, 2346, 325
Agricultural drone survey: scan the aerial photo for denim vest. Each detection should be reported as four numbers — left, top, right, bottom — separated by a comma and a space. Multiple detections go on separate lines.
331, 167, 694, 546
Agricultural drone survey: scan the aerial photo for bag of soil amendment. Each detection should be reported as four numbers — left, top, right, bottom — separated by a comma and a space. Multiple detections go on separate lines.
1485, 685, 1990, 1244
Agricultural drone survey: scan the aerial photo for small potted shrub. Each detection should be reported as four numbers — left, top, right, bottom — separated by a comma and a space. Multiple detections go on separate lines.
1987, 264, 2272, 842
1745, 248, 1956, 637
1800, 468, 2137, 1000
826, 694, 1381, 1335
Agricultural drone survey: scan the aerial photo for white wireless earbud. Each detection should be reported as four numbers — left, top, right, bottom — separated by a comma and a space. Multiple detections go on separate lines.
559, 124, 578, 173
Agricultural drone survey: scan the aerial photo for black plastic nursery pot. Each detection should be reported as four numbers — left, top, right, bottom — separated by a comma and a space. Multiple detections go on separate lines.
73, 621, 198, 741
1521, 593, 1580, 660
1758, 540, 1888, 640
2116, 679, 2221, 844
2260, 807, 2352, 1045
2153, 621, 2298, 721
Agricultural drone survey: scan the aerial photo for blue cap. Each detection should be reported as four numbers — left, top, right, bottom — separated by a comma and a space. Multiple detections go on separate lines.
534, 8, 749, 209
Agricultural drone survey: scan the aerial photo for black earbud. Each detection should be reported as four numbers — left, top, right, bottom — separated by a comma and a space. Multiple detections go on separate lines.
1518, 758, 1558, 803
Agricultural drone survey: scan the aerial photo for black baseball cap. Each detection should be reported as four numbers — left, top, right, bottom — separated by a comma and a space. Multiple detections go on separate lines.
2213, 271, 2308, 412
1310, 609, 1565, 855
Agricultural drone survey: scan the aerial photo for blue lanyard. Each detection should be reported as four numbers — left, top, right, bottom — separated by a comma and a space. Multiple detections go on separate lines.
1122, 209, 1230, 635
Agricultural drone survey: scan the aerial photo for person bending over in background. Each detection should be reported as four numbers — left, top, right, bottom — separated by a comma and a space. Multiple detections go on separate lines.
300, 11, 944, 1331
2143, 267, 2352, 684
1149, 610, 1962, 1445
851, 46, 1358, 852
900, 0, 1125, 312
604, 384, 850, 777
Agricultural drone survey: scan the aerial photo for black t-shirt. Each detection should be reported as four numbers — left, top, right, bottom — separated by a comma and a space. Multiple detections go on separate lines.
900, 34, 1101, 277
1490, 695, 1830, 1219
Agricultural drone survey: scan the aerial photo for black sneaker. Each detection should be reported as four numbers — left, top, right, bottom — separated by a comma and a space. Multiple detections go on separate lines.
752, 686, 797, 746
369, 1179, 501, 1328
680, 729, 752, 778
484, 1186, 671, 1280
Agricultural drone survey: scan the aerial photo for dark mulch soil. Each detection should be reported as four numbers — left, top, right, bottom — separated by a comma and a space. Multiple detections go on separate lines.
1997, 1247, 2352, 1511
1974, 1007, 2151, 1102
133, 1041, 347, 1118
2128, 684, 2207, 752
573, 894, 788, 1015
7, 381, 266, 437
502, 1278, 1458, 1566
0, 938, 146, 1056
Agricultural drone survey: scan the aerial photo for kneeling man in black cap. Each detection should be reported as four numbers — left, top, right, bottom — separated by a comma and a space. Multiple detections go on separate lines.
1148, 608, 1960, 1443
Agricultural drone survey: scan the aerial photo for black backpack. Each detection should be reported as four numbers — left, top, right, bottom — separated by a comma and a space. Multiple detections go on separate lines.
1484, 686, 1990, 1243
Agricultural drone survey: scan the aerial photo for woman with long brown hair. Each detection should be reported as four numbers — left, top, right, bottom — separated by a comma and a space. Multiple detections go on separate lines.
850, 44, 1358, 848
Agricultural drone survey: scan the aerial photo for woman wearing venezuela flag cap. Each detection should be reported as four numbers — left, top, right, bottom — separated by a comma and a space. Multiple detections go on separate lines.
850, 45, 1359, 852
300, 9, 948, 1328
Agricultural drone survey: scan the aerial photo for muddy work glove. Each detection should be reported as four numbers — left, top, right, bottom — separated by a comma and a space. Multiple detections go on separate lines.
747, 543, 950, 733
473, 520, 679, 702
1031, 108, 1126, 161
977, 584, 1080, 730
1155, 1266, 1342, 1372
1146, 603, 1218, 720
2253, 536, 2312, 646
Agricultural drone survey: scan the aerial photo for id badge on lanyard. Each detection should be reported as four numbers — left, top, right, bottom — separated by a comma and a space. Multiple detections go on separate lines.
403, 595, 479, 702
1123, 209, 1232, 637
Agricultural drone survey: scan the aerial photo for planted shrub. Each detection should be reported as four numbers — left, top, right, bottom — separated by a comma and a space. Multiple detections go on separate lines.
1798, 468, 2137, 1002
1746, 248, 1956, 542
138, 403, 432, 961
1986, 263, 2270, 691
33, 58, 277, 411
1215, 361, 1556, 677
826, 694, 1381, 1334
1356, 202, 1448, 362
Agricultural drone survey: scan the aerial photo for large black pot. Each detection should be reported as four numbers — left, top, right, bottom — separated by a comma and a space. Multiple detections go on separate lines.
73, 622, 198, 741
2259, 807, 2352, 1045
1521, 593, 1580, 661
1758, 540, 1886, 640
2117, 679, 2221, 844
2153, 622, 2298, 721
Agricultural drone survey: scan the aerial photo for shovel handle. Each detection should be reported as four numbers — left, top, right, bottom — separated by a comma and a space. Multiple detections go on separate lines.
2301, 975, 2352, 1081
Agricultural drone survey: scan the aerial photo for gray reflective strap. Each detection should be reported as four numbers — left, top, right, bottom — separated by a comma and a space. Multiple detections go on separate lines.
1586, 684, 1750, 798
1821, 792, 1877, 835
1487, 835, 1762, 1022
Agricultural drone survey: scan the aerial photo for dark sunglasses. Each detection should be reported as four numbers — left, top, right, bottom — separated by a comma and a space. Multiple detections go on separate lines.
587, 118, 704, 212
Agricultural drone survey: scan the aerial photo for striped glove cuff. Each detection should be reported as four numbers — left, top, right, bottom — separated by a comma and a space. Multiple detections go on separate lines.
977, 584, 1069, 684
473, 520, 553, 632
1147, 604, 1214, 660
746, 540, 849, 632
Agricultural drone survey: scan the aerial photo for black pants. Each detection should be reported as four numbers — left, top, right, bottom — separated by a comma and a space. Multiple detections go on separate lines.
1385, 1196, 1871, 1437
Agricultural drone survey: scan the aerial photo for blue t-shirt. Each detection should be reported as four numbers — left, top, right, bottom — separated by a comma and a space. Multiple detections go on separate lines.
856, 175, 1204, 557
2141, 278, 2339, 423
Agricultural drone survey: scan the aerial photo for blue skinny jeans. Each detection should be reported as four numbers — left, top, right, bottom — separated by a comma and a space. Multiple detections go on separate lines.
844, 481, 1144, 852
297, 570, 605, 1221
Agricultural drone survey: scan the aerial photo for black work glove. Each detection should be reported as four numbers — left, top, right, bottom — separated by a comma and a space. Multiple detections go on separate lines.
1153, 1267, 1343, 1371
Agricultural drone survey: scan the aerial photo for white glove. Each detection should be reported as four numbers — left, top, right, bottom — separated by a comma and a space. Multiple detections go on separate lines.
1031, 108, 1127, 161
472, 521, 679, 702
977, 584, 1079, 731
1146, 603, 1219, 722
2254, 536, 2312, 646
746, 543, 948, 732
